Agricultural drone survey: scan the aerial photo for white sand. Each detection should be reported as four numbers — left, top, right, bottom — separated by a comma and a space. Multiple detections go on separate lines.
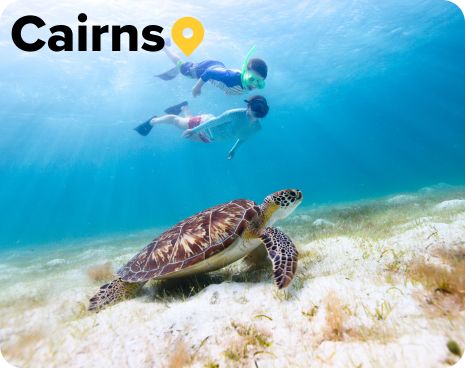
386, 194, 417, 205
312, 218, 336, 227
435, 200, 465, 211
1, 194, 465, 368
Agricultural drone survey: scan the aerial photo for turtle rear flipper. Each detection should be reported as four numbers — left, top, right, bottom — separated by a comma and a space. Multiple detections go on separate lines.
88, 278, 143, 312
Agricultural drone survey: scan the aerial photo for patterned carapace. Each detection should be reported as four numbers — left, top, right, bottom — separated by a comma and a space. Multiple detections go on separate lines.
118, 199, 262, 282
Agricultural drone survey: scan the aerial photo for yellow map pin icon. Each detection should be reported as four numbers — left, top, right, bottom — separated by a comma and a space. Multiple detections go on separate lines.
171, 17, 204, 56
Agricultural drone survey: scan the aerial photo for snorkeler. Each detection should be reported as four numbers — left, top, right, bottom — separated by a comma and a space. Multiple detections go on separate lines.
157, 39, 267, 97
134, 96, 269, 160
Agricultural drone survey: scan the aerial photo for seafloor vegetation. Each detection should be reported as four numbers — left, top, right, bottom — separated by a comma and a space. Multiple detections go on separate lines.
1, 184, 464, 367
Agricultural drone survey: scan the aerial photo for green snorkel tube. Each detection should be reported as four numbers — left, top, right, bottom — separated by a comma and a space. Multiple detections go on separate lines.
241, 46, 266, 90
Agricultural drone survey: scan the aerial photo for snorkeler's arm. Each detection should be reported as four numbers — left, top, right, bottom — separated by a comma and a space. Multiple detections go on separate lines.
189, 110, 238, 134
200, 67, 237, 83
200, 67, 241, 87
192, 79, 205, 97
227, 139, 245, 160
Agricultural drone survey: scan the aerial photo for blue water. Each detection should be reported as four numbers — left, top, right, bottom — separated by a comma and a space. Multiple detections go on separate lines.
0, 0, 464, 247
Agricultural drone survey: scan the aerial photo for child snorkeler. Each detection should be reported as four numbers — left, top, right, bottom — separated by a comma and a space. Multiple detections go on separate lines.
134, 96, 269, 160
157, 39, 267, 97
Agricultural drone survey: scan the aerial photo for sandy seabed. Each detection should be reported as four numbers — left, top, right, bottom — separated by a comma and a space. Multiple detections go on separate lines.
1, 185, 465, 368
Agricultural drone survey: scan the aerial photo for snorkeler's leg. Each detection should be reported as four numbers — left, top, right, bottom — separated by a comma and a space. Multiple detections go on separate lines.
164, 101, 189, 116
150, 115, 190, 130
163, 40, 182, 65
155, 38, 182, 80
182, 104, 192, 118
134, 116, 156, 136
155, 67, 179, 80
135, 115, 191, 136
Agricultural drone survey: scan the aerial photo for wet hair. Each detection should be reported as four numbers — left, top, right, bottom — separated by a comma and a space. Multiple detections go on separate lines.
247, 58, 268, 79
245, 95, 269, 118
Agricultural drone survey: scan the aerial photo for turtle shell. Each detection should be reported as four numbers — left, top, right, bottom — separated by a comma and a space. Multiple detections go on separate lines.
118, 199, 261, 282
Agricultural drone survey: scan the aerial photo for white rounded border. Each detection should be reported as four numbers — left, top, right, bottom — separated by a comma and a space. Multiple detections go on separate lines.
0, 349, 18, 368
0, 0, 17, 17
453, 354, 465, 368
447, 0, 465, 18
0, 1, 462, 367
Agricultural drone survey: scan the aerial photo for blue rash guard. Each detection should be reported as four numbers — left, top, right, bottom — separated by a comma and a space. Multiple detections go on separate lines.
179, 60, 245, 95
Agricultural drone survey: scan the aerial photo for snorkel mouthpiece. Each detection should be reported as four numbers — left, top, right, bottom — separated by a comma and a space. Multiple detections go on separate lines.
243, 71, 266, 89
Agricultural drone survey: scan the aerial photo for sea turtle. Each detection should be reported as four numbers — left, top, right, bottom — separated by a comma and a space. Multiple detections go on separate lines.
88, 189, 303, 311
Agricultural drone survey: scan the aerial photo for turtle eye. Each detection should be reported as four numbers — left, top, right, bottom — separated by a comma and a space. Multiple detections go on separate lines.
288, 189, 302, 200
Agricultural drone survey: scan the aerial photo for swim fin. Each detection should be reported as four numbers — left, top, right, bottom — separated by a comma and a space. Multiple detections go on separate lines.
155, 66, 179, 81
164, 101, 188, 115
134, 117, 155, 136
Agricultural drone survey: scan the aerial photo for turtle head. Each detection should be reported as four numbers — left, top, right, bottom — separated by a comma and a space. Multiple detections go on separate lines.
262, 189, 303, 226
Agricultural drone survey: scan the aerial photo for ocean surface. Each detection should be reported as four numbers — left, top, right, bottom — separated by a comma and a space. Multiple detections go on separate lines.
0, 0, 464, 248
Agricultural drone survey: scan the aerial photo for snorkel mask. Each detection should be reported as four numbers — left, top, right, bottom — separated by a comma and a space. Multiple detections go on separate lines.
241, 46, 266, 90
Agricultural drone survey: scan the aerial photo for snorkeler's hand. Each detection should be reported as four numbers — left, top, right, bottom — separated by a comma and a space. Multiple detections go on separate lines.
183, 129, 194, 138
192, 84, 202, 97
227, 151, 235, 160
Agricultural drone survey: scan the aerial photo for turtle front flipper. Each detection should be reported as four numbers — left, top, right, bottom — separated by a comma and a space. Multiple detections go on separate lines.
88, 278, 144, 312
260, 227, 298, 289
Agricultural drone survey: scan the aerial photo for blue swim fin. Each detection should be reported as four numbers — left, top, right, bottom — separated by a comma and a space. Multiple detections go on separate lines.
155, 66, 179, 81
134, 117, 156, 136
164, 101, 188, 115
